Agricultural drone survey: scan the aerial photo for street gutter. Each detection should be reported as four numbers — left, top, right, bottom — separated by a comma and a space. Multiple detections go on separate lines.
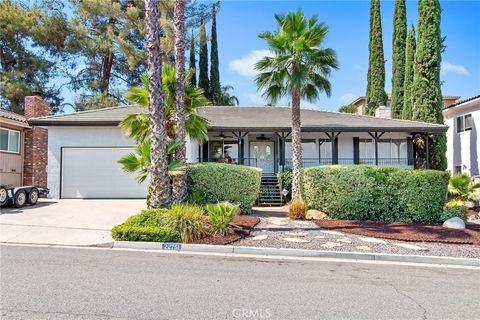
113, 241, 480, 267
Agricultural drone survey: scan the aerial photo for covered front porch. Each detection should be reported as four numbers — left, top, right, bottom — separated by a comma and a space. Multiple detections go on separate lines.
198, 130, 432, 174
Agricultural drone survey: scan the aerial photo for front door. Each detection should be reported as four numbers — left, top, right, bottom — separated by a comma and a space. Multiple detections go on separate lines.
250, 141, 275, 174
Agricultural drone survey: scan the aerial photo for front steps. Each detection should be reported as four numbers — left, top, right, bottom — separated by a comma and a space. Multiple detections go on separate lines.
257, 174, 283, 206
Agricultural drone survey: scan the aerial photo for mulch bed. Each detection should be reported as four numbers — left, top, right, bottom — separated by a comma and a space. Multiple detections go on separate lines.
314, 219, 480, 245
190, 215, 260, 245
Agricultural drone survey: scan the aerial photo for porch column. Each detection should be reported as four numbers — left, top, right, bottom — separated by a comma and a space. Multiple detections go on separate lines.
232, 132, 248, 164
425, 132, 430, 169
275, 132, 291, 170
407, 136, 414, 166
367, 132, 385, 166
325, 132, 340, 164
318, 139, 325, 165
353, 137, 360, 165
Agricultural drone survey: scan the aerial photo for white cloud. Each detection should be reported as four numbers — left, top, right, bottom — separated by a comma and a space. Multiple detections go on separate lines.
229, 49, 273, 78
441, 61, 469, 76
339, 93, 358, 103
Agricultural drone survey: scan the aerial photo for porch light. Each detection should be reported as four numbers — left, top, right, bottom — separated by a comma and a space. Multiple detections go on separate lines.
281, 189, 289, 197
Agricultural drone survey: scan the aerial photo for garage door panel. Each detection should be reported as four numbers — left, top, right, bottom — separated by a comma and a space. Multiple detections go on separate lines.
62, 148, 147, 198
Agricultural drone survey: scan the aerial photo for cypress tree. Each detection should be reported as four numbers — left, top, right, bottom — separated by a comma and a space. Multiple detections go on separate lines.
198, 19, 210, 99
189, 30, 197, 87
412, 0, 446, 170
391, 0, 407, 118
402, 25, 416, 120
209, 3, 221, 105
365, 0, 387, 114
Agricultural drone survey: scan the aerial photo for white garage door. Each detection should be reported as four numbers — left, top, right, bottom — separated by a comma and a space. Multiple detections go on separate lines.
62, 148, 147, 199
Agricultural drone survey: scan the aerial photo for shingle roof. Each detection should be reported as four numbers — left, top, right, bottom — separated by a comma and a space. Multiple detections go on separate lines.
0, 109, 28, 124
444, 95, 480, 110
29, 105, 448, 133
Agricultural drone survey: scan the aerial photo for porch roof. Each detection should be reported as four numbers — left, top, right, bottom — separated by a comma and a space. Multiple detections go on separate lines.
29, 105, 447, 133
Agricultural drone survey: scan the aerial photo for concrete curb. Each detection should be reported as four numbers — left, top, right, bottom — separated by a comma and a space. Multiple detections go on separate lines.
113, 241, 480, 267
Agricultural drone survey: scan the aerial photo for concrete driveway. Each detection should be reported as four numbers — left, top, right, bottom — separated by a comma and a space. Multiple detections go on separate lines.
0, 199, 146, 246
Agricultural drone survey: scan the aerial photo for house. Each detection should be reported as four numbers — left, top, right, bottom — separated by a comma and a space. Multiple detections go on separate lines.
0, 94, 49, 187
351, 95, 460, 116
28, 95, 448, 199
443, 95, 480, 176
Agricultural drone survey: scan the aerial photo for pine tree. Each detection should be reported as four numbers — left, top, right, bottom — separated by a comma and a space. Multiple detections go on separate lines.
198, 19, 210, 99
209, 3, 221, 105
412, 0, 446, 170
189, 30, 197, 87
365, 0, 387, 114
391, 0, 407, 118
402, 25, 416, 120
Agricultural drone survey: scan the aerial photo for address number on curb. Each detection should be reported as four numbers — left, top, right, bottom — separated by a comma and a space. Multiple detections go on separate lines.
162, 243, 182, 251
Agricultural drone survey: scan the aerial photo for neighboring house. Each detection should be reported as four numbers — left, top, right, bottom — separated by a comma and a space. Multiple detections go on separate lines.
0, 95, 48, 187
29, 95, 447, 199
351, 95, 460, 116
443, 95, 480, 176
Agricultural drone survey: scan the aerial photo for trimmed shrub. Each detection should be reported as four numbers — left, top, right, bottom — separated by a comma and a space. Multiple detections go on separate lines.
301, 165, 449, 223
440, 206, 468, 222
111, 209, 181, 242
186, 163, 262, 213
164, 204, 209, 243
205, 202, 239, 235
288, 198, 307, 220
277, 168, 292, 202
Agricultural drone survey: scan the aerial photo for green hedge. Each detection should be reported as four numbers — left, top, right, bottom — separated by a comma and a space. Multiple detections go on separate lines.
300, 166, 449, 223
277, 168, 292, 202
111, 209, 181, 242
186, 163, 262, 213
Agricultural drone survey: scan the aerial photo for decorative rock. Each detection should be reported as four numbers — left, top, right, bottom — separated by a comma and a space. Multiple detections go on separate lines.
251, 235, 268, 241
320, 230, 344, 236
294, 221, 311, 226
314, 235, 326, 239
356, 245, 372, 251
337, 238, 352, 244
264, 224, 288, 229
286, 231, 309, 237
442, 217, 466, 229
306, 209, 328, 220
394, 243, 428, 251
265, 218, 288, 226
282, 237, 310, 243
358, 237, 387, 244
322, 242, 343, 248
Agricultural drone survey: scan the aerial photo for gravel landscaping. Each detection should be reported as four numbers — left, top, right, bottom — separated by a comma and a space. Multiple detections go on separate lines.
233, 213, 480, 259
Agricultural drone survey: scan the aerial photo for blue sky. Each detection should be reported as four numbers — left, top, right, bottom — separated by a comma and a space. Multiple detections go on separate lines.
213, 0, 480, 111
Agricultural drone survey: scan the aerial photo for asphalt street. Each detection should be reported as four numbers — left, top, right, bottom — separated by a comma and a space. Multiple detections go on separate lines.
0, 245, 478, 320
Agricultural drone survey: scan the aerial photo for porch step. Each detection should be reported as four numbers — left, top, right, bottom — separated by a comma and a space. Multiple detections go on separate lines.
257, 174, 283, 206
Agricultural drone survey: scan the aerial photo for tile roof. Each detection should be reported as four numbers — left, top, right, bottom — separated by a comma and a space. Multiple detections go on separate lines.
444, 95, 480, 110
0, 109, 28, 124
29, 105, 448, 133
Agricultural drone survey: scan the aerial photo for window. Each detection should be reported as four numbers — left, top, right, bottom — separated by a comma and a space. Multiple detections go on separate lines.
0, 128, 20, 153
457, 114, 473, 132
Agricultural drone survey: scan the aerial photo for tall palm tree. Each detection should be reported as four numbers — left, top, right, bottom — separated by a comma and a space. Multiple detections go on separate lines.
144, 0, 171, 208
255, 10, 338, 199
172, 0, 188, 203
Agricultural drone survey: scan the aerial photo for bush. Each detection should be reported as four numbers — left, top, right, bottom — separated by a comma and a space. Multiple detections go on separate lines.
164, 204, 209, 243
301, 165, 449, 223
440, 206, 468, 222
111, 209, 181, 242
186, 163, 262, 213
288, 198, 307, 220
205, 202, 239, 235
277, 168, 292, 202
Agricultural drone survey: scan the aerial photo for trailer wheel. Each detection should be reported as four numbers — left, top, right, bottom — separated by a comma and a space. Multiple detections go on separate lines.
28, 188, 39, 205
14, 190, 27, 208
0, 186, 7, 206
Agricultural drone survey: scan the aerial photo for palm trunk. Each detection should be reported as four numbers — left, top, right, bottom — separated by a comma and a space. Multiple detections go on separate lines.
172, 0, 188, 203
145, 0, 171, 208
291, 89, 302, 199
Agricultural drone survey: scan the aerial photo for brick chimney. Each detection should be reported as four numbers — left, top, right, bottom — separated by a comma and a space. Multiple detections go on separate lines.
23, 92, 49, 187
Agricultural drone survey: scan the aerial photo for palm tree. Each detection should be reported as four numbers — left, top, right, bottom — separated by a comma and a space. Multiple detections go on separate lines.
144, 0, 171, 208
446, 174, 480, 207
255, 10, 338, 199
173, 0, 188, 203
217, 85, 239, 106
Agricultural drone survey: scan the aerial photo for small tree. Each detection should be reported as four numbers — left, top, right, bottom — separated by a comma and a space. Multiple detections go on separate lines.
338, 104, 357, 114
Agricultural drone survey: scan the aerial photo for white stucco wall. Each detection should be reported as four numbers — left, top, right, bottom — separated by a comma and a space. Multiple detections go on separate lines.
47, 126, 198, 198
443, 98, 480, 176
